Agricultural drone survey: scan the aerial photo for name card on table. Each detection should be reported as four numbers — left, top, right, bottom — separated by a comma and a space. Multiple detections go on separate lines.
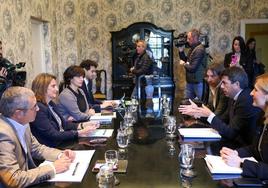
41, 150, 95, 182
178, 128, 221, 139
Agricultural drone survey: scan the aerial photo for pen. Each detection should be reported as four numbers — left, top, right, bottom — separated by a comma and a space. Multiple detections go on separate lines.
72, 162, 79, 176
103, 129, 107, 136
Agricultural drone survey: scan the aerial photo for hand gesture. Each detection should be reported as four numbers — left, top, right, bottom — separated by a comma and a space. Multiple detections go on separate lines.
53, 156, 72, 174
61, 149, 76, 162
78, 122, 98, 137
101, 101, 113, 108
130, 67, 135, 72
67, 116, 75, 122
83, 121, 100, 129
178, 99, 198, 117
220, 147, 241, 168
88, 108, 95, 116
0, 67, 7, 78
179, 60, 185, 65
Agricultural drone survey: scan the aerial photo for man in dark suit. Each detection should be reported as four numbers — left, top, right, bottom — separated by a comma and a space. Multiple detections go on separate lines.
80, 59, 113, 112
201, 62, 228, 117
0, 87, 74, 188
179, 67, 262, 150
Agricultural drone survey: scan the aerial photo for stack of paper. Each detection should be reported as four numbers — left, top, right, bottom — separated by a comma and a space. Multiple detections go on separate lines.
204, 155, 242, 174
90, 112, 116, 122
178, 128, 221, 139
89, 129, 114, 138
42, 150, 95, 182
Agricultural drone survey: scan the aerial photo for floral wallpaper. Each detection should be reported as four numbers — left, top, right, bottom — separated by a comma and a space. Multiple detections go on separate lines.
0, 0, 268, 98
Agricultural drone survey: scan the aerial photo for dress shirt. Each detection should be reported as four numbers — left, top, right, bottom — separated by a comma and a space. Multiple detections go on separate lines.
84, 78, 90, 91
233, 89, 243, 101
209, 87, 216, 109
7, 118, 28, 154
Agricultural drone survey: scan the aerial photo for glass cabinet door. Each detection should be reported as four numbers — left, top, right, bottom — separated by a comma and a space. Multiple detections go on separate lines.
111, 22, 174, 100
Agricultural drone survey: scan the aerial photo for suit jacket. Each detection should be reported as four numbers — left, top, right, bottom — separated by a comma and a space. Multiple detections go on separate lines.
210, 88, 262, 147
30, 101, 78, 148
0, 116, 61, 188
202, 82, 228, 117
179, 42, 206, 83
81, 81, 101, 112
237, 118, 268, 180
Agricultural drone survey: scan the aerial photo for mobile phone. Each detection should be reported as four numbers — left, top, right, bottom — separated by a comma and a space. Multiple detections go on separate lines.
231, 55, 238, 65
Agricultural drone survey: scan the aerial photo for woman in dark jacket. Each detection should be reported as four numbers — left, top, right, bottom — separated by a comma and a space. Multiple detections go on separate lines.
220, 73, 268, 180
224, 36, 253, 87
30, 73, 98, 147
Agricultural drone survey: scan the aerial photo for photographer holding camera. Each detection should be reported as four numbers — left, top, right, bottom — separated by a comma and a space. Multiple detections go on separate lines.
0, 40, 26, 98
0, 41, 9, 98
178, 28, 206, 100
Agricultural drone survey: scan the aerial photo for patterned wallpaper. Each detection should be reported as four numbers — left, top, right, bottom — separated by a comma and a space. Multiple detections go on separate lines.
0, 0, 268, 98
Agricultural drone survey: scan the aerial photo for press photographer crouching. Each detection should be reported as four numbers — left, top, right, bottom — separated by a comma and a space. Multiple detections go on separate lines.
0, 40, 26, 98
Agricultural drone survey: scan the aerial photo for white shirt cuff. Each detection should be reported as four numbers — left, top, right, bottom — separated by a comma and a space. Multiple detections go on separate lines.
207, 113, 216, 124
39, 162, 56, 175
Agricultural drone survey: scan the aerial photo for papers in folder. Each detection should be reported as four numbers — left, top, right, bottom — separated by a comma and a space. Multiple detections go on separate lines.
204, 155, 242, 175
90, 112, 116, 122
43, 150, 95, 182
89, 129, 113, 137
178, 128, 221, 139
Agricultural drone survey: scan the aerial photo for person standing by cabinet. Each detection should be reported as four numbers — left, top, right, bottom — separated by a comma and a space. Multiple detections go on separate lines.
130, 39, 153, 98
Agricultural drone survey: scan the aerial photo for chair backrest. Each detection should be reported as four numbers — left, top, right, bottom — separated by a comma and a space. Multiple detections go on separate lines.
93, 69, 107, 100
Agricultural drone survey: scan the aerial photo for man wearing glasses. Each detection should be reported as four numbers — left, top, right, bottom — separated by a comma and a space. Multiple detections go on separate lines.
0, 87, 75, 187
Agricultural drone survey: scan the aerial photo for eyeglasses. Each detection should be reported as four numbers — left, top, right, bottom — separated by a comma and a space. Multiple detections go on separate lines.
17, 103, 39, 112
28, 103, 39, 111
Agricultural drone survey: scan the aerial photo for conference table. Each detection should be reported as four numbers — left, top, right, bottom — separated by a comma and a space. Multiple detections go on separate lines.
36, 101, 238, 188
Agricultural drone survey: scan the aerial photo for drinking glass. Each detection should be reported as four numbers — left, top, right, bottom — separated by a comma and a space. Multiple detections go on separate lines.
116, 128, 129, 148
96, 164, 115, 188
165, 116, 176, 136
105, 150, 118, 168
124, 107, 133, 126
166, 136, 176, 156
179, 144, 195, 177
162, 95, 171, 117
105, 150, 120, 185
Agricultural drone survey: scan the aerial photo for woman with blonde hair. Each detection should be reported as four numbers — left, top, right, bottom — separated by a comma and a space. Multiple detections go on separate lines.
30, 73, 98, 147
220, 73, 268, 179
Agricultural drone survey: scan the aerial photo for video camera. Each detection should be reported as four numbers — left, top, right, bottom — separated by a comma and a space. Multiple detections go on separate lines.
174, 32, 209, 48
0, 58, 26, 87
174, 32, 188, 48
